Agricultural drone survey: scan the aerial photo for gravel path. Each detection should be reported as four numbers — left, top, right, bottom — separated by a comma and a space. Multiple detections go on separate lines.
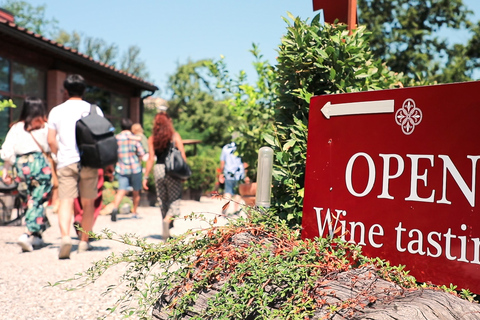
0, 196, 230, 320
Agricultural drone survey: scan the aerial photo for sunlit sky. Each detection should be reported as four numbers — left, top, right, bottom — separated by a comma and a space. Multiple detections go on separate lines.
9, 0, 480, 96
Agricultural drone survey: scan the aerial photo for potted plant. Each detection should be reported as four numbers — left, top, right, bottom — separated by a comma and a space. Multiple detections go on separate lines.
209, 45, 277, 205
183, 155, 217, 201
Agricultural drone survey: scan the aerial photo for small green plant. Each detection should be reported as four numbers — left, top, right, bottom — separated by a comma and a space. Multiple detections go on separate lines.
440, 283, 458, 293
0, 99, 16, 111
460, 288, 477, 303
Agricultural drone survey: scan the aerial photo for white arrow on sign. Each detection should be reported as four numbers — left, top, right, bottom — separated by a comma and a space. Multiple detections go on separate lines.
321, 99, 395, 119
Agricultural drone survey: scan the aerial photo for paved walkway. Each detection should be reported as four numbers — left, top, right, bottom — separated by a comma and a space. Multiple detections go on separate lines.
0, 196, 233, 320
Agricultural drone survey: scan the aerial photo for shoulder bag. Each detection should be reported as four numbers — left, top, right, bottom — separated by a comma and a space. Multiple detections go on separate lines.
30, 132, 59, 189
164, 141, 192, 180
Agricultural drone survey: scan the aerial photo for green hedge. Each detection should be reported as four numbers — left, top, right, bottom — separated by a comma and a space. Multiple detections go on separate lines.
183, 155, 217, 192
268, 14, 406, 226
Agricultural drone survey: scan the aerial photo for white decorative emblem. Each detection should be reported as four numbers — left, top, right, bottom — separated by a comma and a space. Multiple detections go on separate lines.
395, 98, 422, 135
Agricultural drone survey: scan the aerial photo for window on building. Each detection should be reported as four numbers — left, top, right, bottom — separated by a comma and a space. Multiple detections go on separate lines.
0, 57, 9, 92
0, 94, 10, 145
84, 85, 129, 132
110, 93, 128, 129
12, 62, 45, 97
0, 55, 46, 129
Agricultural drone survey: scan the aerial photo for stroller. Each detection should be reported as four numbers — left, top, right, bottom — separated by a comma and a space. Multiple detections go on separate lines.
0, 178, 27, 226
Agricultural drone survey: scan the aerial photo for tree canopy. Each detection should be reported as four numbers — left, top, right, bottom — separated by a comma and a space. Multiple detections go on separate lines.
358, 0, 479, 83
166, 59, 233, 148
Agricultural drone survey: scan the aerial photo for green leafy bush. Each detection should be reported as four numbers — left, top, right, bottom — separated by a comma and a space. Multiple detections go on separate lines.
183, 155, 217, 192
167, 59, 234, 147
269, 14, 405, 225
102, 180, 133, 208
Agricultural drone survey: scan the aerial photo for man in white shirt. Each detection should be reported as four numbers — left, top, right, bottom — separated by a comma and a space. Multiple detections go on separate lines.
47, 74, 102, 259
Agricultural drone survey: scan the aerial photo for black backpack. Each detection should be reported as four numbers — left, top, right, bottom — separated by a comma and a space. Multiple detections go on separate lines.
75, 104, 118, 168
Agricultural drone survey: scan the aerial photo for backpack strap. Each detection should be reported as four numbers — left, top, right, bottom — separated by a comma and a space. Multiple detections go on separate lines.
90, 104, 98, 115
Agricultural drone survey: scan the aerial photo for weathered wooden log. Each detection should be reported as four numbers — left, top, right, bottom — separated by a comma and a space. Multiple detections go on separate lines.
152, 232, 480, 319
309, 267, 480, 319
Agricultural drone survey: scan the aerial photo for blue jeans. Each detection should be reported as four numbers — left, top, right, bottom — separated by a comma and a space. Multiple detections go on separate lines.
117, 172, 143, 191
224, 179, 239, 195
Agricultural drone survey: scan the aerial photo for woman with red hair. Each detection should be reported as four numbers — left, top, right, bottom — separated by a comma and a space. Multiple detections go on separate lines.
143, 112, 186, 240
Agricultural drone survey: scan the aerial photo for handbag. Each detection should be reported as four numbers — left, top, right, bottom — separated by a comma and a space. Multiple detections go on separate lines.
30, 132, 59, 189
164, 142, 192, 180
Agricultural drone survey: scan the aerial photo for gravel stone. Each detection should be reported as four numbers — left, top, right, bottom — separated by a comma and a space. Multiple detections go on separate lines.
0, 196, 231, 320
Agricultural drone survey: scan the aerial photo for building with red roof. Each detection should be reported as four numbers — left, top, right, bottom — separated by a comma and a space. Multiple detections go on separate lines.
0, 8, 158, 141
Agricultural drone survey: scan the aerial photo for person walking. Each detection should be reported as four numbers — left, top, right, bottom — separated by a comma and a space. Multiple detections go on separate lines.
47, 74, 102, 259
1, 97, 53, 252
220, 142, 245, 214
142, 112, 187, 240
131, 123, 149, 161
110, 118, 146, 221
73, 168, 105, 238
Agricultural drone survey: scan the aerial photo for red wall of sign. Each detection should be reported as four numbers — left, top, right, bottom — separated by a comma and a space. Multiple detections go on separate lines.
303, 81, 480, 292
312, 0, 348, 24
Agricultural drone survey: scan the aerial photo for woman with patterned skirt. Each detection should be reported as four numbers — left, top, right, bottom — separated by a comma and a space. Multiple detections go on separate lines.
1, 97, 53, 252
143, 112, 187, 240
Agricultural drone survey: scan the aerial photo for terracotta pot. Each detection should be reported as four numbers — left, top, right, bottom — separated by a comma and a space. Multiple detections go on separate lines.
239, 182, 257, 207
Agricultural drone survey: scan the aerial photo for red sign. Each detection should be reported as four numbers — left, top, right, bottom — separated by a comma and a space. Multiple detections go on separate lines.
312, 0, 349, 24
303, 81, 480, 292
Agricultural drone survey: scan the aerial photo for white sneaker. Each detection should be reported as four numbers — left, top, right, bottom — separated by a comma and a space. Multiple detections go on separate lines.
18, 233, 33, 252
162, 220, 171, 241
31, 235, 44, 248
78, 240, 93, 253
58, 236, 72, 259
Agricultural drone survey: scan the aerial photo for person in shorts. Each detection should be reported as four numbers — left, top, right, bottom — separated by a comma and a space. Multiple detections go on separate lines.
47, 74, 103, 259
110, 118, 146, 221
220, 142, 245, 214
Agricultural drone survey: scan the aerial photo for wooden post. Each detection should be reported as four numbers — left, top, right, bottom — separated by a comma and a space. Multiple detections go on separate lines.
347, 0, 357, 34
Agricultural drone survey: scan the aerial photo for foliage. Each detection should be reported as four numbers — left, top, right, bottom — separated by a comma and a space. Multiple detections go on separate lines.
1, 0, 58, 36
183, 154, 217, 192
55, 35, 150, 79
54, 29, 82, 51
102, 180, 133, 208
54, 31, 149, 78
463, 22, 480, 79
264, 117, 308, 224
357, 0, 475, 83
269, 14, 405, 225
119, 45, 150, 79
50, 205, 471, 319
167, 60, 233, 147
209, 45, 277, 181
101, 186, 115, 207
460, 288, 477, 303
82, 35, 118, 67
142, 105, 157, 139
0, 99, 16, 111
